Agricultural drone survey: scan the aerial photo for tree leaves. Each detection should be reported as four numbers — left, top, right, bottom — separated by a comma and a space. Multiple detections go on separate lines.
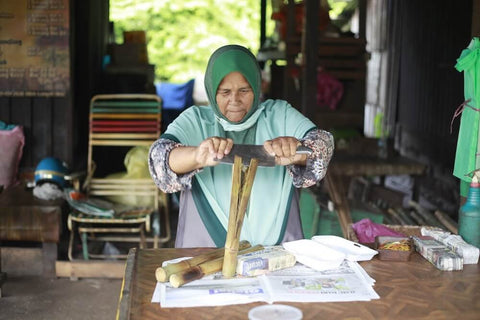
110, 0, 260, 82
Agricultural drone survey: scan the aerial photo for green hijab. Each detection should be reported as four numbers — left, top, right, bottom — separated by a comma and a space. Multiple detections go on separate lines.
205, 44, 262, 124
163, 45, 316, 246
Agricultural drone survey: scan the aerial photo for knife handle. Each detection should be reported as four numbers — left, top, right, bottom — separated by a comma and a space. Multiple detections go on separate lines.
296, 145, 312, 155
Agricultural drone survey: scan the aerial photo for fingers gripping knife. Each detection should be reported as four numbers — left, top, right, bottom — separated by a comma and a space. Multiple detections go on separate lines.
217, 144, 312, 167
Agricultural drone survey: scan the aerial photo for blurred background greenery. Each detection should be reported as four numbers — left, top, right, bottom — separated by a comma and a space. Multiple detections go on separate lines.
110, 0, 356, 83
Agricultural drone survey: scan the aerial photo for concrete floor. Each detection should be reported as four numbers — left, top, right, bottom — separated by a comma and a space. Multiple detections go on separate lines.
0, 196, 179, 320
0, 275, 122, 320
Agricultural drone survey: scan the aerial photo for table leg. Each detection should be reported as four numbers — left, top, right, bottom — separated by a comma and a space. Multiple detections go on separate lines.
325, 172, 353, 239
42, 242, 57, 277
0, 247, 5, 298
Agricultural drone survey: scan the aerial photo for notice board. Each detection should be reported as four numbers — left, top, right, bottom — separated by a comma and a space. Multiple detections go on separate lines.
0, 0, 70, 97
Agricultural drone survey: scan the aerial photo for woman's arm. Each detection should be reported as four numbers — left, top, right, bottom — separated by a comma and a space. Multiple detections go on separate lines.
148, 139, 199, 193
168, 137, 233, 174
287, 129, 334, 188
148, 137, 234, 193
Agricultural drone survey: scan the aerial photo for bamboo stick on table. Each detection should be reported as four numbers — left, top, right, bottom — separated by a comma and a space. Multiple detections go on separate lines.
169, 245, 264, 288
409, 200, 444, 228
222, 156, 259, 278
434, 210, 458, 234
155, 240, 251, 282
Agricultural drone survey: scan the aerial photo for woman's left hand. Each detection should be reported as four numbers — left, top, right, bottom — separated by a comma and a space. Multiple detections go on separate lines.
263, 137, 307, 166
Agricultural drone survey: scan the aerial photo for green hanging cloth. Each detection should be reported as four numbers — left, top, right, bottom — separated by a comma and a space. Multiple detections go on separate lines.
454, 37, 480, 196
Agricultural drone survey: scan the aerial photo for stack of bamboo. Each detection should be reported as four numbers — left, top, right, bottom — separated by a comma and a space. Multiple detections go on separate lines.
222, 156, 259, 278
156, 154, 261, 287
155, 241, 263, 288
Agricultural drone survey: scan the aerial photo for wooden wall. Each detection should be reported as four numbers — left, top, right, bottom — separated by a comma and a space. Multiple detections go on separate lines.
388, 0, 473, 176
0, 0, 109, 173
0, 95, 72, 172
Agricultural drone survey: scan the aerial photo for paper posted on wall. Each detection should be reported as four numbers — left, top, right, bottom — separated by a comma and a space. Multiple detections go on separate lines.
151, 259, 379, 308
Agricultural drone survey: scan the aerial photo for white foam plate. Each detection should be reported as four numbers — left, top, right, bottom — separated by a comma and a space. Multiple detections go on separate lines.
282, 239, 345, 271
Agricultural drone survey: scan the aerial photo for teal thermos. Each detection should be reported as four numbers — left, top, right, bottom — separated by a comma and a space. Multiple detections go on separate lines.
458, 178, 480, 248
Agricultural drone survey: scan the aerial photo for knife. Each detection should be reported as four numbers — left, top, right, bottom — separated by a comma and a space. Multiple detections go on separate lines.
216, 144, 312, 167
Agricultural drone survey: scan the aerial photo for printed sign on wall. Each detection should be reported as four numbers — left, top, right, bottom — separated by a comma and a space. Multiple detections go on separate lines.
0, 0, 70, 97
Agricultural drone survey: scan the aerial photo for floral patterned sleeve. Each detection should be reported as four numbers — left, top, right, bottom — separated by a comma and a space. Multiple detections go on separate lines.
287, 129, 334, 188
148, 138, 200, 193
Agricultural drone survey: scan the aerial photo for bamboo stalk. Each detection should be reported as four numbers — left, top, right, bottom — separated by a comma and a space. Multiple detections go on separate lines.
386, 208, 404, 225
169, 245, 264, 288
221, 155, 243, 278
155, 240, 251, 282
222, 157, 259, 278
434, 210, 458, 234
388, 208, 413, 225
395, 207, 417, 225
409, 200, 444, 228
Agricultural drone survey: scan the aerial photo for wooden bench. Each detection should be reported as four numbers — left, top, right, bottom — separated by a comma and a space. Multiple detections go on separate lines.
0, 184, 64, 281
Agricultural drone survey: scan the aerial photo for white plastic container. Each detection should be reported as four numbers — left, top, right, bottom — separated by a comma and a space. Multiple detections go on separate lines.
312, 235, 378, 261
248, 304, 303, 320
282, 239, 345, 270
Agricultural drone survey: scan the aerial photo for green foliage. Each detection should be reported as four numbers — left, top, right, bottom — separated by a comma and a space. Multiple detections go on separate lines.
110, 0, 261, 83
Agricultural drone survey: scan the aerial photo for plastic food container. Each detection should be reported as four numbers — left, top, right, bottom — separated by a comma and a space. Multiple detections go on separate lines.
312, 235, 378, 261
248, 304, 303, 320
375, 236, 414, 261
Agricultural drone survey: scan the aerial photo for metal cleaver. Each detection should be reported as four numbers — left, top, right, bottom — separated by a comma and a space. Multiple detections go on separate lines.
216, 144, 312, 167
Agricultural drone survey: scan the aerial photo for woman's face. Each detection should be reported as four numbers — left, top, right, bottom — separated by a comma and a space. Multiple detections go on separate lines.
216, 71, 254, 122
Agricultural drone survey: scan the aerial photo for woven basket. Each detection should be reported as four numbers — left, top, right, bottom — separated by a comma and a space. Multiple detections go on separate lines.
347, 224, 423, 243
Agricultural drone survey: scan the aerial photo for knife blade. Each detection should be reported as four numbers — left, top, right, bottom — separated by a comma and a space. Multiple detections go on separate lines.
216, 144, 312, 167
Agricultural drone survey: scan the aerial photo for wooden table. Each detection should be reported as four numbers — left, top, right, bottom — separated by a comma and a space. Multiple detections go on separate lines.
326, 153, 426, 238
117, 247, 480, 320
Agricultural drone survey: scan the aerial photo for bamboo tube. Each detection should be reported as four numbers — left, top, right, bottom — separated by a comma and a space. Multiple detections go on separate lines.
409, 200, 444, 228
169, 245, 264, 288
155, 240, 251, 282
386, 208, 404, 225
222, 157, 259, 278
434, 210, 458, 234
222, 155, 243, 278
409, 209, 426, 225
395, 207, 417, 225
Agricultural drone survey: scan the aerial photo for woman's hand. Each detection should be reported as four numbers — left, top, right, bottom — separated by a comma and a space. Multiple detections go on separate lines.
263, 136, 307, 166
196, 136, 234, 167
169, 137, 233, 174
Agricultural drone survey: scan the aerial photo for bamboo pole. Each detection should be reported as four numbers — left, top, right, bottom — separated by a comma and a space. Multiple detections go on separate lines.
222, 157, 259, 278
434, 210, 458, 234
169, 245, 264, 288
155, 240, 251, 282
409, 200, 444, 228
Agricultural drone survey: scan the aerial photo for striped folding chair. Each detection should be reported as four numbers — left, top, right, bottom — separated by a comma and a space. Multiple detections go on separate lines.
67, 94, 171, 260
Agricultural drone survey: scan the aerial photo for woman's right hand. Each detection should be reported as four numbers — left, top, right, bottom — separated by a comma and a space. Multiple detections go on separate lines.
169, 137, 233, 174
195, 136, 233, 167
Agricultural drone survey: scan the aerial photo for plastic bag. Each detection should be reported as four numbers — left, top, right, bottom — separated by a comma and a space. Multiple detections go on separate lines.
104, 146, 155, 207
0, 122, 25, 189
351, 218, 405, 244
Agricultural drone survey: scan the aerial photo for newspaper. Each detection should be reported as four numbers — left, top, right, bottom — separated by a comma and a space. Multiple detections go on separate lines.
151, 260, 379, 308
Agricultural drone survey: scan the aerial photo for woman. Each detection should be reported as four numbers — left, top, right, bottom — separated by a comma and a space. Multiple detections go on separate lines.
149, 44, 334, 248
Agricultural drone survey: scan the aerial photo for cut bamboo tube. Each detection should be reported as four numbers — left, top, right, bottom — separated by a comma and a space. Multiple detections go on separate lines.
409, 200, 444, 228
169, 245, 264, 288
222, 155, 243, 278
155, 240, 251, 282
387, 208, 410, 225
222, 157, 259, 278
434, 210, 458, 234
395, 207, 417, 225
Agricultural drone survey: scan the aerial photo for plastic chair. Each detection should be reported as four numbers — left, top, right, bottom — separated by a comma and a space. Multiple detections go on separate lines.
67, 94, 170, 260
